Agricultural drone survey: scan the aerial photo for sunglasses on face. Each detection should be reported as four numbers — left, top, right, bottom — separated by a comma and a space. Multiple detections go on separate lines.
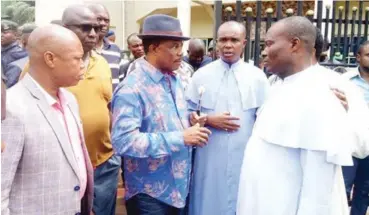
68, 24, 101, 33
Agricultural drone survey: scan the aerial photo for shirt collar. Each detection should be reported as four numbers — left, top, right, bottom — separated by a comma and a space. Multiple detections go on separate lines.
280, 64, 317, 84
138, 57, 177, 83
29, 75, 68, 107
95, 38, 111, 54
219, 58, 242, 70
344, 67, 361, 80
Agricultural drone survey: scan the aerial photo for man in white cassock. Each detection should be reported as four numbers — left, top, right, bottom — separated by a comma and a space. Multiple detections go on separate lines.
186, 21, 269, 215
237, 16, 356, 215
269, 27, 369, 159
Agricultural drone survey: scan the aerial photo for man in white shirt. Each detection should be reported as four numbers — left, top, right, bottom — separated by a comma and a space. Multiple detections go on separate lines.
341, 41, 369, 215
237, 16, 353, 215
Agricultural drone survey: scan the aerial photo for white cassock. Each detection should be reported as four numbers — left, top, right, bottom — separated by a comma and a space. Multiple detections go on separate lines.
237, 64, 354, 215
319, 65, 369, 159
269, 65, 369, 159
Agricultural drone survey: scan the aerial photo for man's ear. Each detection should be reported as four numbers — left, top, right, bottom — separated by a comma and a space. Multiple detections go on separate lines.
44, 51, 56, 68
291, 37, 301, 52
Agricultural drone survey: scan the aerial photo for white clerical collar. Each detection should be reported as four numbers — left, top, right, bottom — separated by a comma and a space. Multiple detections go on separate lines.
280, 64, 316, 84
219, 58, 242, 70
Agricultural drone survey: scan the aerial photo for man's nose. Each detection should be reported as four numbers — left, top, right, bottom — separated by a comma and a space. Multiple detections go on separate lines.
261, 50, 267, 59
89, 28, 97, 37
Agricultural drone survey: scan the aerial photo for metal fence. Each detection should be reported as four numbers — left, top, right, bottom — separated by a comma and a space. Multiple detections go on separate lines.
214, 0, 369, 70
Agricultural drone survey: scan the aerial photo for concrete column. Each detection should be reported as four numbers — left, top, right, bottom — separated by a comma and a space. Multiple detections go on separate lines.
35, 0, 83, 26
177, 0, 191, 54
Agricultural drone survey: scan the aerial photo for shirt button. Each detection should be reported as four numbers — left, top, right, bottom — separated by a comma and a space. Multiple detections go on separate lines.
74, 186, 80, 191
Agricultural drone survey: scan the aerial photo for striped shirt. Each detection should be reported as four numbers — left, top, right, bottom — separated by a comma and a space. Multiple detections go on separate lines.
96, 38, 128, 90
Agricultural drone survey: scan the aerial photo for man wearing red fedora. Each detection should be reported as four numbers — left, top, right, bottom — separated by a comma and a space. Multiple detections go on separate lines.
111, 14, 211, 215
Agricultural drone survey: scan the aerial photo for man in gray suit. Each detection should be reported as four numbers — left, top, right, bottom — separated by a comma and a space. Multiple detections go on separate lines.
1, 25, 94, 215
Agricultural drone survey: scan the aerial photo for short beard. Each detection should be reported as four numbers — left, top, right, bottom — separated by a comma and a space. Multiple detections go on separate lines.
361, 66, 369, 73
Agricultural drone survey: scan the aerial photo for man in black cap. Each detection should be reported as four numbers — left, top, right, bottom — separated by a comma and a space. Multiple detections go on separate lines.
1, 20, 27, 82
111, 14, 211, 215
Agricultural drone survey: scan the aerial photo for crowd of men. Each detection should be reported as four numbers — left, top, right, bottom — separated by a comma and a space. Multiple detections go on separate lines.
1, 3, 369, 215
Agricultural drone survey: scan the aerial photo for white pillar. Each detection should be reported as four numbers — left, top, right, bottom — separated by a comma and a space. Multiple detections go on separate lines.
35, 0, 83, 26
177, 0, 191, 54
121, 1, 126, 50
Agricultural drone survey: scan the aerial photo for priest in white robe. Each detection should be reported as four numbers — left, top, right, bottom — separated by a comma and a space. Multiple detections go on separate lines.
237, 16, 354, 215
268, 27, 369, 159
186, 21, 269, 215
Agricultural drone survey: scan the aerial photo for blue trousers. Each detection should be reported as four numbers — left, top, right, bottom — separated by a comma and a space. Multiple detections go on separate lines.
342, 156, 369, 215
126, 193, 185, 215
93, 155, 121, 215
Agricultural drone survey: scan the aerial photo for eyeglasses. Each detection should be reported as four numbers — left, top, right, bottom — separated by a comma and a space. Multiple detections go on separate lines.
67, 24, 101, 33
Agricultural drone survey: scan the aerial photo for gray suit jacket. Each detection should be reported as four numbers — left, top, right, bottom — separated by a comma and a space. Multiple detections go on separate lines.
1, 74, 94, 215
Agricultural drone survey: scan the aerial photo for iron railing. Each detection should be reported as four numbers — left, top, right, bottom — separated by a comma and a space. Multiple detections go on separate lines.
214, 0, 369, 70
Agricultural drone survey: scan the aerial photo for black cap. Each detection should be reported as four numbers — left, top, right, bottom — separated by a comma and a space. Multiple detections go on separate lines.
1, 20, 18, 32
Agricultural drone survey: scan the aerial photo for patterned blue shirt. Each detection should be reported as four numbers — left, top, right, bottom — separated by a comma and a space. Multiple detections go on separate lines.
111, 58, 191, 208
343, 67, 369, 103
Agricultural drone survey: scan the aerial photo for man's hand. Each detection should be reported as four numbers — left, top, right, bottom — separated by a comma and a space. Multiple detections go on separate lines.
190, 112, 207, 127
207, 112, 240, 132
331, 88, 348, 112
183, 123, 212, 147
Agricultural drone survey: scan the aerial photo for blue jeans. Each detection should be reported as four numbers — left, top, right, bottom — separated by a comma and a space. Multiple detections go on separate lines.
126, 193, 185, 215
93, 155, 121, 215
342, 156, 369, 215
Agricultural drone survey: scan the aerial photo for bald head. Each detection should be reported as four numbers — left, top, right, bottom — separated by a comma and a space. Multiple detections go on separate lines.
218, 21, 246, 39
358, 41, 369, 55
87, 4, 108, 14
274, 16, 316, 52
127, 33, 144, 59
62, 5, 98, 53
62, 5, 96, 26
27, 24, 84, 87
28, 25, 81, 60
189, 39, 205, 52
262, 16, 316, 78
127, 33, 139, 45
187, 38, 207, 68
357, 41, 369, 73
87, 4, 110, 39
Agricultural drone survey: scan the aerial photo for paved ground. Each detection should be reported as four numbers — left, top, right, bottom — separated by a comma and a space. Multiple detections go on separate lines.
115, 172, 127, 215
114, 171, 369, 215
116, 187, 127, 215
